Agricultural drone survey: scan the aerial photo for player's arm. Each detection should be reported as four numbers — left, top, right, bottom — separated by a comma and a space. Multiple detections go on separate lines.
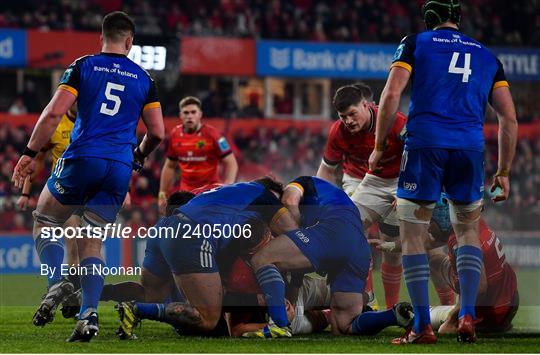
369, 67, 410, 172
17, 151, 47, 210
158, 157, 178, 213
221, 153, 238, 184
137, 106, 165, 162
490, 74, 518, 202
316, 161, 338, 186
281, 181, 304, 226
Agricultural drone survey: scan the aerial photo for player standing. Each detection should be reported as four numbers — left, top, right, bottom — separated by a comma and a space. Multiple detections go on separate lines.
11, 11, 164, 342
158, 96, 238, 214
317, 83, 406, 310
369, 0, 518, 344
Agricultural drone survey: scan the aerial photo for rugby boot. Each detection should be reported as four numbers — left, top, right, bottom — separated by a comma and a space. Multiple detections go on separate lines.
392, 324, 437, 344
66, 311, 99, 342
457, 314, 477, 343
33, 278, 74, 326
115, 301, 140, 340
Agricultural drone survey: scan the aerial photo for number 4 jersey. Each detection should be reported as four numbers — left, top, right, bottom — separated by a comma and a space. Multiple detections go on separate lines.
58, 52, 160, 166
392, 27, 508, 152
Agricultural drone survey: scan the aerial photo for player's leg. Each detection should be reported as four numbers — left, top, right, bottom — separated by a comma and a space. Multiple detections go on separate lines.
32, 167, 82, 326
445, 150, 485, 342
428, 247, 456, 305
250, 233, 313, 329
379, 222, 402, 309
394, 148, 446, 344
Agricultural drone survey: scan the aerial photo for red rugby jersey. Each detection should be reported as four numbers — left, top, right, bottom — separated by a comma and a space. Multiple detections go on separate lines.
166, 124, 232, 192
323, 105, 406, 179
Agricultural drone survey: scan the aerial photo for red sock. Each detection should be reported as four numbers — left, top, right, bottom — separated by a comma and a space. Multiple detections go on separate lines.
381, 262, 402, 309
436, 287, 456, 305
365, 259, 374, 295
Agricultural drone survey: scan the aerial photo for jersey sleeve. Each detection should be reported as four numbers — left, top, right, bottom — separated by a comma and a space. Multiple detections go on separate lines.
390, 35, 416, 74
143, 78, 161, 111
250, 187, 284, 224
286, 176, 315, 198
323, 122, 343, 167
492, 58, 509, 91
207, 126, 233, 158
58, 59, 83, 97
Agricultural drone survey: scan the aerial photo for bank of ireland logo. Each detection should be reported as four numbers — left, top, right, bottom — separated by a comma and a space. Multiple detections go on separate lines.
269, 47, 290, 70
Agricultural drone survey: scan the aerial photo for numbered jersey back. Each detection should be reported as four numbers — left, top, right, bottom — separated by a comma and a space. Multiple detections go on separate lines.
391, 28, 507, 151
58, 53, 160, 165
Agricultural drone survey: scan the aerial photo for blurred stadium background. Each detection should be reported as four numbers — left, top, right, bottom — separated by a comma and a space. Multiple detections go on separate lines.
0, 0, 539, 332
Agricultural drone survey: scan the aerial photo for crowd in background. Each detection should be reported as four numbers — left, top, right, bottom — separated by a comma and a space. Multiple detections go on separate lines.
1, 123, 539, 232
1, 0, 538, 46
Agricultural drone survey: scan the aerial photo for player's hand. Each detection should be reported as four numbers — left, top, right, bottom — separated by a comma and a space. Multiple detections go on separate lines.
490, 174, 510, 203
158, 192, 167, 215
368, 149, 384, 173
16, 195, 29, 210
132, 147, 145, 173
11, 155, 35, 189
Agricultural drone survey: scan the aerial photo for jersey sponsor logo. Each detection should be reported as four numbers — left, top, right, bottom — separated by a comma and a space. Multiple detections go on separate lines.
403, 182, 417, 191
393, 44, 405, 61
218, 137, 231, 152
196, 140, 206, 149
54, 181, 65, 194
295, 230, 309, 243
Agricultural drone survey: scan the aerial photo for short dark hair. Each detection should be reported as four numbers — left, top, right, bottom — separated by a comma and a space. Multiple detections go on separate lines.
179, 96, 202, 111
102, 11, 135, 42
166, 191, 195, 216
332, 83, 374, 112
252, 176, 284, 199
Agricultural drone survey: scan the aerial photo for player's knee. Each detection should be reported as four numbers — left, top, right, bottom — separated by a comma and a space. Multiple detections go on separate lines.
448, 200, 482, 225
164, 302, 217, 332
250, 249, 273, 271
396, 198, 435, 225
356, 204, 377, 229
379, 222, 400, 239
32, 210, 66, 228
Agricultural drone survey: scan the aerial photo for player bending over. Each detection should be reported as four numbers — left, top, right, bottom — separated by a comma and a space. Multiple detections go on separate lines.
317, 83, 406, 310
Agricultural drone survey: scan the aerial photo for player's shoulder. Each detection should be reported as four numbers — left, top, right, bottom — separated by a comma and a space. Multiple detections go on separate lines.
69, 54, 94, 67
328, 119, 345, 139
169, 124, 183, 136
200, 123, 223, 139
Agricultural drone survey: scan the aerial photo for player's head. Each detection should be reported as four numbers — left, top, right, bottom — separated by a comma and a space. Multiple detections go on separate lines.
252, 176, 284, 199
422, 0, 461, 30
101, 11, 135, 53
179, 96, 203, 133
333, 83, 374, 134
429, 194, 453, 243
166, 190, 196, 216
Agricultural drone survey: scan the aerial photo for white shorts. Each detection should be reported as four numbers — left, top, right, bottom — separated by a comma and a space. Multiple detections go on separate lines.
344, 173, 399, 227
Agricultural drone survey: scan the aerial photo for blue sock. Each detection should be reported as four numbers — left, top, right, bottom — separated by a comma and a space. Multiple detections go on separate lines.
135, 303, 166, 321
255, 265, 288, 327
352, 309, 397, 335
79, 257, 105, 318
403, 254, 431, 333
456, 245, 483, 319
34, 232, 64, 287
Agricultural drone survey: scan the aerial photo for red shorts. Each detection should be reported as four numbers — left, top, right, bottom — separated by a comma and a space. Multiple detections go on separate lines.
476, 290, 519, 333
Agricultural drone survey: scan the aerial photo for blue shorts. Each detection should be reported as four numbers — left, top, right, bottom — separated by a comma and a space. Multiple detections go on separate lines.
47, 157, 132, 222
285, 215, 370, 293
142, 236, 171, 278
397, 148, 484, 203
157, 214, 219, 274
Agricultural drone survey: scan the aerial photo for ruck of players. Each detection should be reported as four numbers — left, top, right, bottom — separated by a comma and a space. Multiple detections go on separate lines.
11, 0, 519, 345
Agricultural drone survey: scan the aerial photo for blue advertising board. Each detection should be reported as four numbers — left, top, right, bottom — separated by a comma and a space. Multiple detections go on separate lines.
493, 48, 540, 81
0, 29, 27, 67
257, 40, 396, 79
0, 235, 121, 274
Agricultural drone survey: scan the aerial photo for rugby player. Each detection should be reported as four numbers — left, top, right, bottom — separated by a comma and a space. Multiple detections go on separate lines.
11, 11, 164, 342
369, 0, 517, 343
427, 202, 518, 334
317, 83, 406, 310
248, 176, 410, 338
115, 178, 294, 338
158, 96, 238, 214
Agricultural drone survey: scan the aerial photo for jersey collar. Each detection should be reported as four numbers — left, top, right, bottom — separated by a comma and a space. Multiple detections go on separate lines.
100, 52, 127, 57
367, 107, 375, 133
435, 26, 460, 32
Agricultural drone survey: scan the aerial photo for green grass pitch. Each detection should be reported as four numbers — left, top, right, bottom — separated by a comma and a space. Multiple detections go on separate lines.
1, 270, 539, 353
